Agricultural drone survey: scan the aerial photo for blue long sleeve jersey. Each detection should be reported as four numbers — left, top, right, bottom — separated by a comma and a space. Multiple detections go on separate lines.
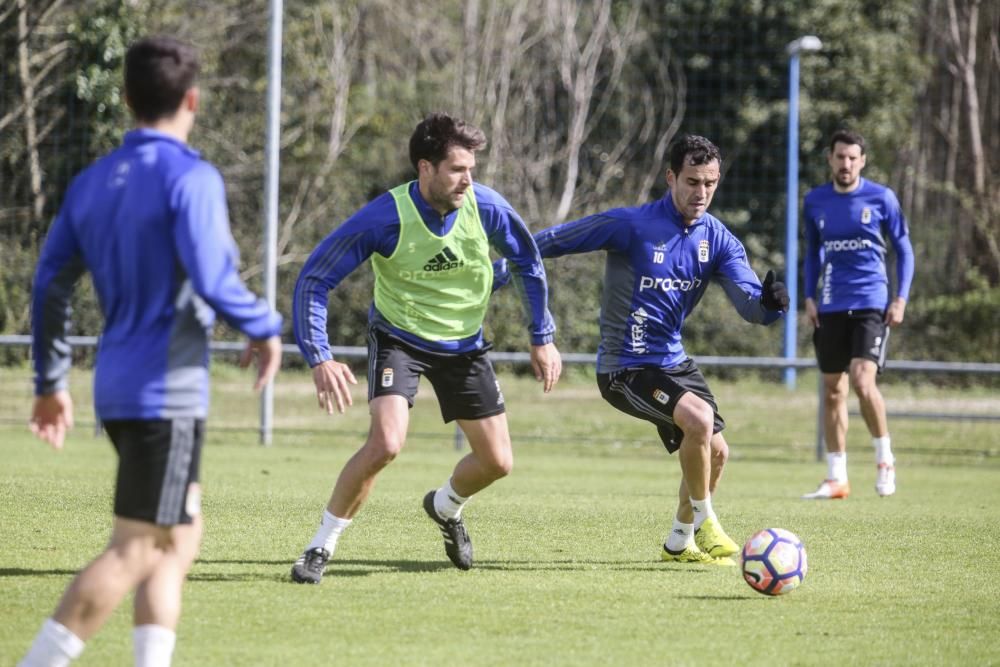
293, 181, 554, 365
498, 195, 782, 373
803, 178, 914, 313
32, 129, 283, 419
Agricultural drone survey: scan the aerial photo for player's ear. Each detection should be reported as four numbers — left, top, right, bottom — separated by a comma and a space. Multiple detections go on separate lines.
184, 87, 200, 114
665, 169, 675, 189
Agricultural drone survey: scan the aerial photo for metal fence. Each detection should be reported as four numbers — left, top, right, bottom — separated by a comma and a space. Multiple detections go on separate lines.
3, 334, 998, 460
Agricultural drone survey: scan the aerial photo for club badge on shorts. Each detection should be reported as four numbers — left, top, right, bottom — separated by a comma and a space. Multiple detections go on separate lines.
381, 368, 394, 388
653, 388, 670, 404
185, 484, 202, 517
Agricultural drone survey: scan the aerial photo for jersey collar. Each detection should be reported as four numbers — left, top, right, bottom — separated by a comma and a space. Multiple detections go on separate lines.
122, 128, 200, 158
408, 181, 461, 228
662, 191, 706, 229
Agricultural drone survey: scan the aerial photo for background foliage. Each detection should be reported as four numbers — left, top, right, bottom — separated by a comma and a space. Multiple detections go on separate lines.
1, 0, 996, 364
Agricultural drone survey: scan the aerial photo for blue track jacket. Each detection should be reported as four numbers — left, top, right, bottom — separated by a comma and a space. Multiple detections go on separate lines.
32, 129, 283, 419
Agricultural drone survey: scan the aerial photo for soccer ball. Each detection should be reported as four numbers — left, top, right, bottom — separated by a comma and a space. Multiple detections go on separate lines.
741, 528, 807, 596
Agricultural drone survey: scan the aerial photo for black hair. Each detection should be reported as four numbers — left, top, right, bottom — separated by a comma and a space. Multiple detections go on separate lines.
125, 36, 200, 122
408, 112, 487, 171
829, 129, 866, 154
667, 134, 721, 174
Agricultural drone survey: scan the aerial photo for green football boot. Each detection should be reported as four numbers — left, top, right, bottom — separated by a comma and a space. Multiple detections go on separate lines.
694, 516, 741, 558
661, 543, 736, 566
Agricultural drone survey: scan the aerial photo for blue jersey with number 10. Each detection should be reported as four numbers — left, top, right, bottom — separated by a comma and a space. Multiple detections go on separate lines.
530, 195, 781, 373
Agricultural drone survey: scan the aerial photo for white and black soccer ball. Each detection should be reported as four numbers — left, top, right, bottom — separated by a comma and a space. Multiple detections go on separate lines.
741, 528, 807, 596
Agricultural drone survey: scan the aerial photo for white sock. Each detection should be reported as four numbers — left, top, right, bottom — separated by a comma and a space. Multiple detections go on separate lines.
133, 625, 176, 667
18, 618, 84, 667
434, 479, 469, 520
827, 452, 848, 482
306, 510, 352, 554
873, 435, 894, 465
665, 518, 694, 552
690, 497, 715, 531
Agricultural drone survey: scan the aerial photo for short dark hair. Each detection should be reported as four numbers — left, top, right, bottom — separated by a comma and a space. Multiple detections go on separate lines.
667, 134, 721, 174
829, 129, 866, 154
409, 112, 487, 171
125, 36, 200, 122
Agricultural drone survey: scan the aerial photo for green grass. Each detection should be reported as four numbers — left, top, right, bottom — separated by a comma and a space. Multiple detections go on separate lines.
2, 366, 999, 665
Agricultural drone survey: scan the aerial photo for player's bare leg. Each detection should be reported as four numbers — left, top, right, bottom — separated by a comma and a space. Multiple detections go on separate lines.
850, 358, 895, 495
328, 395, 410, 518
676, 432, 729, 524
803, 373, 852, 499
52, 518, 170, 639
132, 511, 202, 665
422, 413, 513, 570
451, 413, 513, 496
662, 395, 735, 564
292, 395, 409, 584
19, 517, 188, 665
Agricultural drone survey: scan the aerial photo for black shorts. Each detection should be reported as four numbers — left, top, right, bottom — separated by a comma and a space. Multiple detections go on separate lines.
596, 359, 725, 454
103, 419, 204, 526
813, 309, 889, 374
367, 327, 506, 423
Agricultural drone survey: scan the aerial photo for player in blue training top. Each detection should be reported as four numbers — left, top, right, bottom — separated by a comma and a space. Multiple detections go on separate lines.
496, 134, 789, 565
288, 112, 562, 584
21, 37, 283, 667
800, 129, 914, 500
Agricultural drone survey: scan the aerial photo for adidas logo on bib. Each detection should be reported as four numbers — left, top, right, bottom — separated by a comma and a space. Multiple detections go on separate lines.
423, 246, 464, 272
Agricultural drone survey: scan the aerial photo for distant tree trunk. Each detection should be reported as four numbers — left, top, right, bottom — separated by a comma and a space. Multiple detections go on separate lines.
947, 0, 985, 195
16, 0, 45, 225
550, 0, 611, 223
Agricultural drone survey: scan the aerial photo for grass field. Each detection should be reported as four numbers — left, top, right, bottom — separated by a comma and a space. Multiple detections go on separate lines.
2, 365, 999, 665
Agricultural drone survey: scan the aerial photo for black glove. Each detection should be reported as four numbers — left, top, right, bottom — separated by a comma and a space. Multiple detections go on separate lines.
760, 270, 789, 312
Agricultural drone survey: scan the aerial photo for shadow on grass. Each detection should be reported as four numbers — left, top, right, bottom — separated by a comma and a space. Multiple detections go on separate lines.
1, 559, 736, 582
187, 557, 729, 581
456, 559, 729, 574
677, 594, 758, 601
189, 558, 455, 583
0, 568, 79, 578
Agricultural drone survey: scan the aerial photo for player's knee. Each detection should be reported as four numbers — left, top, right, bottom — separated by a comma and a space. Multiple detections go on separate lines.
482, 451, 513, 480
824, 383, 848, 403
164, 516, 203, 569
712, 440, 730, 467
495, 453, 513, 478
680, 406, 714, 443
849, 375, 878, 401
364, 434, 405, 467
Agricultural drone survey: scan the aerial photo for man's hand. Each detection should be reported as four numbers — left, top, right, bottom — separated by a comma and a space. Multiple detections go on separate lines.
530, 342, 562, 393
29, 390, 74, 450
804, 298, 820, 328
885, 297, 906, 327
312, 359, 358, 414
760, 270, 790, 312
240, 335, 283, 391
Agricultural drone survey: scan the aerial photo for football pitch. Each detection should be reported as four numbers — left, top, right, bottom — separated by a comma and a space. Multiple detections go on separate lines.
2, 366, 999, 665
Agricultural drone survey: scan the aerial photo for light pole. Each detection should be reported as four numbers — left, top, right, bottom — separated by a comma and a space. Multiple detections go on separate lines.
783, 35, 822, 390
260, 0, 284, 445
